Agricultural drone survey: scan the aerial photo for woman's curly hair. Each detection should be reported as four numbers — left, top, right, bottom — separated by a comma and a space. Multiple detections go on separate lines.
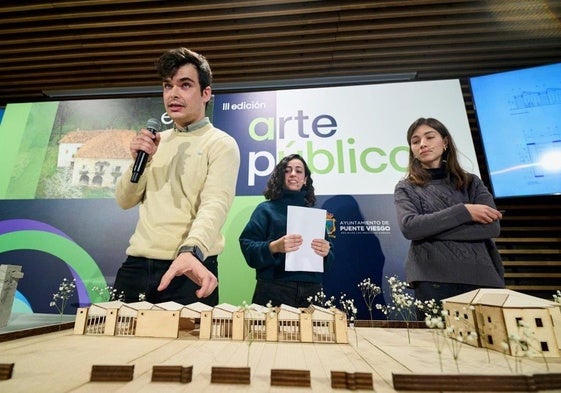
264, 153, 316, 206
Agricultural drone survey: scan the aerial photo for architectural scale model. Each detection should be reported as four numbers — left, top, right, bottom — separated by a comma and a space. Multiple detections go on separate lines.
0, 265, 24, 328
442, 288, 561, 358
73, 301, 348, 344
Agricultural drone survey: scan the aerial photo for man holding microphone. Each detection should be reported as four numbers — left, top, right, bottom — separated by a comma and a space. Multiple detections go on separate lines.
114, 47, 240, 305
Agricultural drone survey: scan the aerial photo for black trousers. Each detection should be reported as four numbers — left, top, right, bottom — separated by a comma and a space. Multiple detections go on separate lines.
252, 278, 322, 308
113, 255, 219, 306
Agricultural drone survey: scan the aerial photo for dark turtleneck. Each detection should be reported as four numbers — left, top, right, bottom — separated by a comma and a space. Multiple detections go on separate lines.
272, 189, 309, 207
426, 166, 447, 180
239, 187, 334, 282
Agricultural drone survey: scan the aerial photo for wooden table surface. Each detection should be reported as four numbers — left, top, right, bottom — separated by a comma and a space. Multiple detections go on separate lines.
1, 324, 559, 392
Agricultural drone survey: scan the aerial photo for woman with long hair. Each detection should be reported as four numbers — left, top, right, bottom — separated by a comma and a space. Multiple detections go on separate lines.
394, 118, 505, 309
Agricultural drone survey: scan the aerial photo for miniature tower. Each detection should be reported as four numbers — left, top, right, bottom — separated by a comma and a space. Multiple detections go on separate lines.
0, 265, 24, 328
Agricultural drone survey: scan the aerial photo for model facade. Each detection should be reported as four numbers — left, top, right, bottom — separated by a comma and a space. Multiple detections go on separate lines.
442, 288, 561, 358
74, 301, 348, 344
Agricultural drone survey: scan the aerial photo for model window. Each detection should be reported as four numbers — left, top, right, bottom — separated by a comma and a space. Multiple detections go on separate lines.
535, 318, 543, 327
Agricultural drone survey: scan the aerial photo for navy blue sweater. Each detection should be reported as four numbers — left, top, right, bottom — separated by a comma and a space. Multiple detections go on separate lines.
239, 190, 334, 283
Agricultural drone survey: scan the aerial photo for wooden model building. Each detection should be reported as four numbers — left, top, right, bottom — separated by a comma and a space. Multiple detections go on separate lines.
277, 304, 305, 342
202, 303, 240, 340
74, 301, 348, 344
176, 301, 213, 338
242, 303, 274, 341
307, 304, 348, 343
442, 288, 561, 358
81, 300, 124, 335
118, 301, 160, 336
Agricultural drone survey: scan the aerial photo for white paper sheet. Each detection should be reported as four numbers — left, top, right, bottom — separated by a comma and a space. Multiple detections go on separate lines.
285, 205, 327, 272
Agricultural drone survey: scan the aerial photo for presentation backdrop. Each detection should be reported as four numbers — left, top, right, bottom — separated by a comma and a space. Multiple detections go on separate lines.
0, 79, 477, 320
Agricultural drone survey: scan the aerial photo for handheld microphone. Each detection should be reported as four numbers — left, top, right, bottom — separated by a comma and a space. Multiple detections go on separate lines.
130, 118, 162, 183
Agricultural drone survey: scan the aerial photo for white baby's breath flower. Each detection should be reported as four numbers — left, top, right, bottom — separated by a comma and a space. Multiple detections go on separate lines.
553, 290, 561, 304
358, 278, 382, 320
92, 285, 125, 302
50, 278, 76, 317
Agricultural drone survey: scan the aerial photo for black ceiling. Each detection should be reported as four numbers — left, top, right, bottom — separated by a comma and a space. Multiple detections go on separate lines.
1, 0, 561, 107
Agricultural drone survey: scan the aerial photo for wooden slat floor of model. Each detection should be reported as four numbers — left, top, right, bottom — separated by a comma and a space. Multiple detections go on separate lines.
0, 326, 559, 392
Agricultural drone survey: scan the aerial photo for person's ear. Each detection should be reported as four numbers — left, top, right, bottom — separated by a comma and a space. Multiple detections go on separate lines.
202, 86, 212, 103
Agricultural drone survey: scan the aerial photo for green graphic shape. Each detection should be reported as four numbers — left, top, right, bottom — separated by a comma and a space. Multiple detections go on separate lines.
0, 230, 107, 303
10, 102, 59, 198
219, 195, 264, 305
0, 103, 33, 198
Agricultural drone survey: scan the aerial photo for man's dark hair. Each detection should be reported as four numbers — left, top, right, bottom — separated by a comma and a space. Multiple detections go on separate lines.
155, 47, 213, 94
